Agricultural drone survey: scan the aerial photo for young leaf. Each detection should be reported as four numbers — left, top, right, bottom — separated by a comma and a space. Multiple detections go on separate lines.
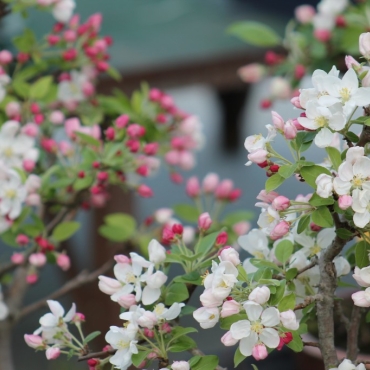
300, 165, 331, 188
311, 207, 333, 228
278, 164, 297, 179
335, 228, 353, 240
297, 214, 310, 234
325, 147, 341, 171
195, 231, 219, 254
173, 204, 199, 223
165, 283, 189, 306
52, 221, 80, 242
308, 193, 334, 207
234, 347, 247, 367
227, 21, 281, 47
30, 76, 53, 100
275, 240, 294, 264
278, 293, 296, 312
355, 240, 370, 268
265, 174, 285, 192
83, 331, 101, 344
191, 355, 219, 370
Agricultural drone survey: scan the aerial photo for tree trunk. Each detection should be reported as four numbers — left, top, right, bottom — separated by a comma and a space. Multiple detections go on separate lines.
0, 320, 14, 370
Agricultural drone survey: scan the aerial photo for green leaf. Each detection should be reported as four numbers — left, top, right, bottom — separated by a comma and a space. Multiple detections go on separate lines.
300, 165, 331, 188
297, 214, 310, 234
309, 193, 334, 207
268, 280, 285, 306
168, 335, 196, 352
169, 326, 198, 344
252, 365, 259, 370
335, 228, 353, 240
191, 355, 219, 370
83, 331, 101, 344
180, 305, 196, 316
227, 21, 281, 47
174, 271, 202, 285
30, 76, 53, 100
131, 350, 151, 367
234, 347, 246, 367
73, 175, 94, 191
346, 131, 359, 143
265, 174, 285, 192
286, 268, 298, 281
52, 221, 80, 242
106, 66, 122, 81
278, 164, 297, 179
74, 131, 101, 147
275, 240, 294, 264
165, 283, 189, 305
237, 264, 249, 282
13, 28, 37, 52
189, 356, 202, 367
286, 332, 303, 352
355, 240, 370, 268
220, 314, 248, 330
278, 293, 296, 312
311, 206, 333, 228
173, 204, 199, 223
366, 310, 370, 323
98, 213, 136, 242
195, 231, 219, 254
325, 147, 342, 171
250, 259, 282, 272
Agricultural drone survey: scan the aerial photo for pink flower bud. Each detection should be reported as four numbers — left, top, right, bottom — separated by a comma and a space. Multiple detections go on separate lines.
161, 322, 172, 333
149, 88, 162, 101
215, 179, 234, 199
56, 254, 71, 271
295, 5, 315, 24
345, 55, 361, 70
270, 77, 291, 99
137, 184, 153, 198
362, 70, 370, 87
314, 29, 331, 42
360, 33, 370, 59
280, 310, 299, 330
144, 142, 159, 156
216, 231, 228, 246
143, 328, 154, 338
219, 246, 240, 266
186, 176, 200, 197
249, 286, 270, 305
338, 195, 352, 210
24, 334, 44, 349
170, 172, 183, 184
72, 313, 85, 323
23, 159, 36, 172
62, 48, 77, 61
64, 29, 77, 42
198, 212, 212, 231
165, 150, 180, 166
272, 195, 290, 211
202, 173, 219, 193
221, 331, 239, 346
26, 193, 41, 206
290, 97, 302, 109
248, 148, 268, 164
294, 64, 306, 80
46, 347, 61, 360
115, 114, 130, 128
252, 344, 268, 361
98, 276, 121, 295
127, 124, 145, 138
178, 151, 195, 170
237, 63, 265, 83
233, 221, 251, 236
105, 127, 115, 140
21, 123, 39, 137
5, 102, 21, 118
0, 50, 13, 64
11, 253, 25, 265
220, 299, 241, 318
118, 294, 136, 309
352, 288, 370, 307
114, 255, 131, 264
49, 110, 65, 124
271, 111, 285, 130
284, 119, 297, 139
26, 274, 38, 284
270, 221, 290, 240
65, 118, 80, 139
82, 81, 95, 97
16, 234, 29, 246
47, 35, 60, 46
29, 253, 47, 267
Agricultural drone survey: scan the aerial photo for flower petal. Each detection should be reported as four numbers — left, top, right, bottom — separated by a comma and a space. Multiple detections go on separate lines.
244, 301, 263, 321
239, 331, 258, 356
260, 307, 280, 327
47, 300, 64, 318
141, 286, 160, 305
260, 328, 280, 348
230, 320, 251, 340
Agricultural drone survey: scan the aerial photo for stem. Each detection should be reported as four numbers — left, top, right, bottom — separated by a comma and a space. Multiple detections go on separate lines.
0, 320, 15, 370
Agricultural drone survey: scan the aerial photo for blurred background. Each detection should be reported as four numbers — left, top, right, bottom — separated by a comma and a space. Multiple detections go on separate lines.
0, 0, 326, 369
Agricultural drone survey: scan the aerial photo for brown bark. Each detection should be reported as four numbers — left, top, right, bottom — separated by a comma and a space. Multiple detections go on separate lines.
0, 320, 14, 370
346, 306, 362, 361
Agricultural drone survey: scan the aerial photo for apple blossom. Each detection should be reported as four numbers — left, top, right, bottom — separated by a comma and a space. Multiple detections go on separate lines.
352, 288, 370, 307
248, 286, 270, 305
280, 310, 299, 330
316, 173, 334, 198
148, 239, 166, 264
252, 344, 268, 361
359, 33, 370, 59
46, 347, 61, 360
193, 307, 220, 329
171, 361, 190, 370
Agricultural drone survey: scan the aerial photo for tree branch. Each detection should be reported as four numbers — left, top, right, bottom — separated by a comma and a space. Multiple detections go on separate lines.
303, 341, 320, 348
333, 300, 350, 332
78, 349, 116, 362
346, 305, 362, 361
18, 259, 114, 320
294, 294, 322, 311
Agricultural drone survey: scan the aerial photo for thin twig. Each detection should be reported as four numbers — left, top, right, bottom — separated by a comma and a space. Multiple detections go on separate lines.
333, 300, 350, 331
296, 258, 318, 276
78, 349, 116, 362
294, 294, 322, 311
303, 341, 320, 348
18, 259, 114, 320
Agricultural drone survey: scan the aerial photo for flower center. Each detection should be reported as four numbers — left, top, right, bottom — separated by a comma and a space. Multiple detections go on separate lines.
309, 244, 322, 256
251, 321, 263, 334
209, 314, 216, 320
314, 116, 328, 128
117, 339, 129, 350
5, 189, 16, 199
254, 251, 265, 260
154, 304, 165, 316
253, 134, 263, 144
339, 87, 351, 103
3, 147, 13, 158
125, 272, 136, 284
352, 176, 364, 188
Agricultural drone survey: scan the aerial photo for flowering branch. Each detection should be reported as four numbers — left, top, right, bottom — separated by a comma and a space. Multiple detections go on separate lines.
346, 305, 362, 361
293, 294, 322, 311
78, 348, 116, 362
18, 259, 114, 320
